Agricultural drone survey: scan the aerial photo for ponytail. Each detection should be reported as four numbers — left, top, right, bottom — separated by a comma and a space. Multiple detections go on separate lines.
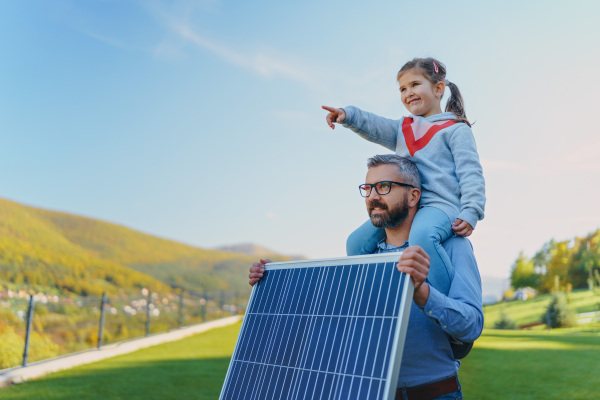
397, 57, 471, 126
445, 81, 470, 127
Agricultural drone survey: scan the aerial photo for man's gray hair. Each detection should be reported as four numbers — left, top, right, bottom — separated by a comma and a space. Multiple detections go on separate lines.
367, 154, 421, 189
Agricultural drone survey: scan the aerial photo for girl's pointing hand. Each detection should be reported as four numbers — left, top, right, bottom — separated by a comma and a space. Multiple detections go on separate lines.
322, 105, 346, 129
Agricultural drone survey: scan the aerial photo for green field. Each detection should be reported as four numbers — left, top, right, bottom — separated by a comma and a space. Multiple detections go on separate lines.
0, 323, 240, 400
2, 292, 600, 400
483, 289, 600, 328
460, 327, 600, 399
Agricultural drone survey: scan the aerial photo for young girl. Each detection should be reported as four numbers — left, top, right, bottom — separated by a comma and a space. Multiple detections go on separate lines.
322, 57, 485, 296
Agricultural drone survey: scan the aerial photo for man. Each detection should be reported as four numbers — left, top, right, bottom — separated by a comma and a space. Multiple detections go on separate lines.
249, 154, 483, 400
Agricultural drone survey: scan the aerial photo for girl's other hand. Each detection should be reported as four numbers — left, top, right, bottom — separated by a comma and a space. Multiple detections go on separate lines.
321, 105, 346, 129
452, 219, 473, 237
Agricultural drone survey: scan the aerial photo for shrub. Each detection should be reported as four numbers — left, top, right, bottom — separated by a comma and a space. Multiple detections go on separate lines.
494, 310, 518, 330
0, 324, 59, 368
0, 324, 24, 369
543, 291, 576, 328
27, 331, 60, 363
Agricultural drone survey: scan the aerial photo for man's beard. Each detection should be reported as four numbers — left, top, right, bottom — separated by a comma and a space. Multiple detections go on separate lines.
368, 196, 409, 229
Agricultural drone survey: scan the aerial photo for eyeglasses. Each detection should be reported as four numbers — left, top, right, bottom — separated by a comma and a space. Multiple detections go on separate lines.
358, 181, 415, 197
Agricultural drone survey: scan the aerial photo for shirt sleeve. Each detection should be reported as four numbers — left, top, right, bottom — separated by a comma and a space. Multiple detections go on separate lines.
341, 106, 401, 152
448, 124, 486, 228
420, 237, 484, 342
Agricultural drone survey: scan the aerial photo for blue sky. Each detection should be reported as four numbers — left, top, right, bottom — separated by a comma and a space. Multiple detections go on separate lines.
1, 0, 599, 280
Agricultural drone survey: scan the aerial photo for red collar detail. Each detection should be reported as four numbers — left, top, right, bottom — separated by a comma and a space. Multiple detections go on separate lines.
402, 117, 457, 156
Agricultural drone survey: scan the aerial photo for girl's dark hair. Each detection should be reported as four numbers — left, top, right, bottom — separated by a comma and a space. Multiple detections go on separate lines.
397, 57, 470, 126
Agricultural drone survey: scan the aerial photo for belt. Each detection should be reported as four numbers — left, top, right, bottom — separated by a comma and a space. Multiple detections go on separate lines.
395, 375, 458, 400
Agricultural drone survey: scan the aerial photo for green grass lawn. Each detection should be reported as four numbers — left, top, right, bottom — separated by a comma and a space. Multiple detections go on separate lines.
0, 322, 243, 400
460, 327, 600, 400
2, 298, 600, 400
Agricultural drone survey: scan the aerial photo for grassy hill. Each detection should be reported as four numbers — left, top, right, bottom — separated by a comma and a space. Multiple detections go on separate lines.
483, 289, 600, 328
0, 198, 292, 296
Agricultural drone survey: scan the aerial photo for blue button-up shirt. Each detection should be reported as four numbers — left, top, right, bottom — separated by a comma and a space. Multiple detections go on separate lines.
374, 236, 483, 387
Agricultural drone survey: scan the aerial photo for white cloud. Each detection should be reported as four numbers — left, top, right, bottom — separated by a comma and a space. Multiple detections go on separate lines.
161, 19, 314, 86
140, 2, 372, 97
82, 31, 128, 49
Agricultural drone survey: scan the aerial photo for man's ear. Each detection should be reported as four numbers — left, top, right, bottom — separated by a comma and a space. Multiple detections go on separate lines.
408, 188, 421, 207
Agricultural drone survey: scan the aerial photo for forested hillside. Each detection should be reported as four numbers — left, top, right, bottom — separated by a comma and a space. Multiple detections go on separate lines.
0, 198, 292, 296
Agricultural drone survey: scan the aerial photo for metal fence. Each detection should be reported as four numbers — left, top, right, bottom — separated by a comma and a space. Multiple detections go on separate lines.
0, 289, 248, 370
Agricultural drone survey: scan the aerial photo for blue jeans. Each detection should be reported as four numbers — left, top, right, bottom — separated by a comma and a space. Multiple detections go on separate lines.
346, 206, 454, 295
346, 218, 385, 256
408, 206, 454, 295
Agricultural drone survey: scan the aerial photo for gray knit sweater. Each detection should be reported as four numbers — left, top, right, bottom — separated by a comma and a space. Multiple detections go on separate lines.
342, 107, 485, 229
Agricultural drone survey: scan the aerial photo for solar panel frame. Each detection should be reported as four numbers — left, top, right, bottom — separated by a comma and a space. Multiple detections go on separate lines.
219, 253, 414, 400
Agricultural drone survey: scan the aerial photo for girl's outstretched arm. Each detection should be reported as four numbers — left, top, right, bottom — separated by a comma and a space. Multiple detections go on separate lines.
323, 105, 400, 152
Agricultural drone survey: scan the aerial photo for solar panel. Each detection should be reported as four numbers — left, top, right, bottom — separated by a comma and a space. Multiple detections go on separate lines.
219, 253, 414, 400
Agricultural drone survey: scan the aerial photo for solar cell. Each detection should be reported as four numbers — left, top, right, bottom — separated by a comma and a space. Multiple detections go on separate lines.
219, 253, 413, 400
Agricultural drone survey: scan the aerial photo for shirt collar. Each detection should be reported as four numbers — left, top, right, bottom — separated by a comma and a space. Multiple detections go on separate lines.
376, 238, 409, 253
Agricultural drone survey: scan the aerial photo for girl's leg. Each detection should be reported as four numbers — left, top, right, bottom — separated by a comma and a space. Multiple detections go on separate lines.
408, 207, 454, 295
346, 219, 385, 256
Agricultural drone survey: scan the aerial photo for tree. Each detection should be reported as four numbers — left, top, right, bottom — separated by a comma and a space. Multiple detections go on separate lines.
510, 252, 540, 289
538, 241, 571, 293
533, 240, 554, 275
543, 291, 576, 328
569, 233, 600, 289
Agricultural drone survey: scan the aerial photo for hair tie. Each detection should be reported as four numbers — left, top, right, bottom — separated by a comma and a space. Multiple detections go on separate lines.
433, 61, 439, 74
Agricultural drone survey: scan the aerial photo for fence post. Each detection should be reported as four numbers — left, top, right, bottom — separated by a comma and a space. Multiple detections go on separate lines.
22, 295, 35, 367
145, 291, 152, 336
201, 291, 207, 322
178, 291, 184, 328
97, 293, 108, 349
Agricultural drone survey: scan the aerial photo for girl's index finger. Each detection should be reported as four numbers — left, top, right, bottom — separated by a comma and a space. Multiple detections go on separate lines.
321, 105, 337, 113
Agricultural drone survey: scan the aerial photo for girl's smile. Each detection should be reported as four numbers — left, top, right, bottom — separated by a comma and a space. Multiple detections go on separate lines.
398, 69, 444, 118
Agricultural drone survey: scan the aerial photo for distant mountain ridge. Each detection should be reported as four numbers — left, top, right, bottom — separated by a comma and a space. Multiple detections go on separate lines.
216, 243, 306, 261
0, 198, 293, 296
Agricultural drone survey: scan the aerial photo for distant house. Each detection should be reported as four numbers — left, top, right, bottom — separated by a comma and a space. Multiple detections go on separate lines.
513, 287, 537, 300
